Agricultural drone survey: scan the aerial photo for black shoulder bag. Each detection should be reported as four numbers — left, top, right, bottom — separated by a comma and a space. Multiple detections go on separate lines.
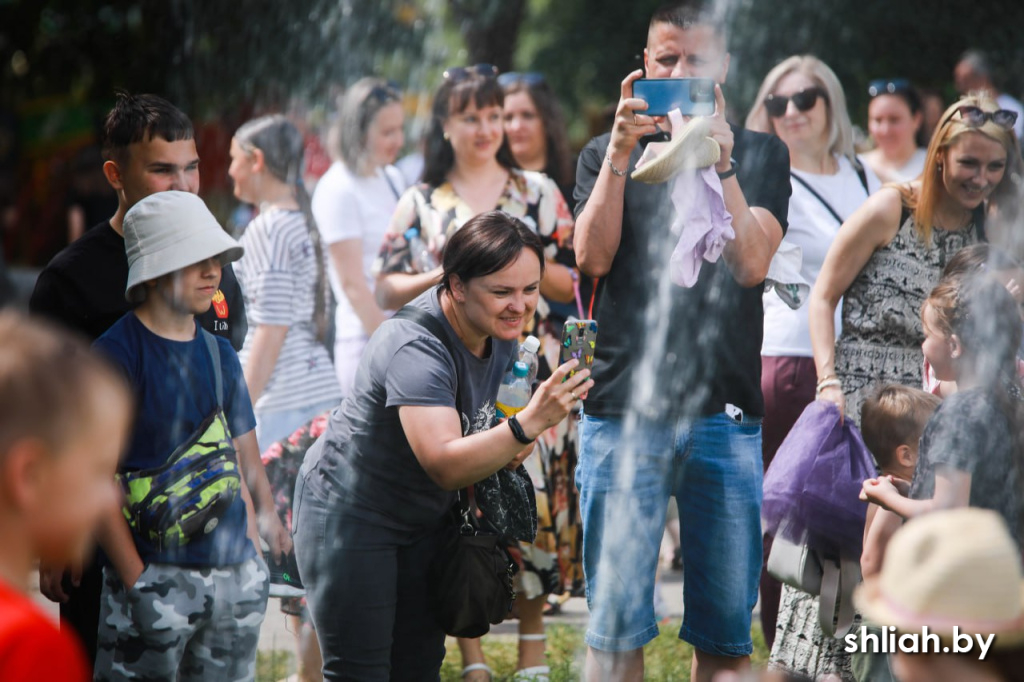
391, 306, 517, 637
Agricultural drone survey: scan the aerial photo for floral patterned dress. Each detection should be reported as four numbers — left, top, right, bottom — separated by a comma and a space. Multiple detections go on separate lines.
375, 168, 585, 598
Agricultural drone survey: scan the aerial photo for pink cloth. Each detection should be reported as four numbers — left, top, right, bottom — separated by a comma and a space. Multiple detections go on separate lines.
668, 166, 735, 287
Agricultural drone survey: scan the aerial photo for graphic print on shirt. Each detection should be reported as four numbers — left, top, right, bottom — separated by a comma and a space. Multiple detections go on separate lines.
212, 290, 229, 319
462, 401, 497, 436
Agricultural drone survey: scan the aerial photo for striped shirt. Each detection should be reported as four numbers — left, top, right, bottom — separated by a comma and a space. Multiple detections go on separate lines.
236, 207, 341, 413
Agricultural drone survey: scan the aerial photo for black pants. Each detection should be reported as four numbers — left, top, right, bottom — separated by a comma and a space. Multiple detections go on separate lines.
293, 470, 447, 681
60, 556, 104, 671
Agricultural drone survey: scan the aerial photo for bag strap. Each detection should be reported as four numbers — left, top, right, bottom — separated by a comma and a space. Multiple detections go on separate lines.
201, 329, 224, 408
818, 556, 859, 638
791, 172, 844, 226
392, 305, 474, 517
382, 166, 403, 201
852, 156, 870, 195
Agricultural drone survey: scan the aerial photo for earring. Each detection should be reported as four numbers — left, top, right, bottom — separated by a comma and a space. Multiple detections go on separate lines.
443, 132, 450, 141
937, 163, 943, 172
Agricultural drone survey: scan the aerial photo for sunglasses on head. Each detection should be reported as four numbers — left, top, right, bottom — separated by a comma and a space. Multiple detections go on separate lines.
764, 87, 827, 118
497, 72, 546, 88
442, 64, 499, 82
368, 80, 401, 102
950, 105, 1018, 131
868, 78, 911, 98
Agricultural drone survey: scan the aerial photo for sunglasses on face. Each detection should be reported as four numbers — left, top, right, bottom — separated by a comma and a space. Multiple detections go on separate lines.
868, 78, 911, 98
950, 105, 1019, 131
442, 64, 499, 82
497, 72, 546, 88
764, 87, 827, 118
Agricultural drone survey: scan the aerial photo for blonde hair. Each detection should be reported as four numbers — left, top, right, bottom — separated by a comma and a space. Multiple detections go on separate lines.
900, 93, 1022, 243
745, 55, 855, 161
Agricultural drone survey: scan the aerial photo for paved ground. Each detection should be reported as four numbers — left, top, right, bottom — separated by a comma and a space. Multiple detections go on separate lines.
30, 567, 687, 651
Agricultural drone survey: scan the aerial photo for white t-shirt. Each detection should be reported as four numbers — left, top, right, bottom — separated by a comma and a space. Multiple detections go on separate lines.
997, 93, 1024, 142
762, 155, 881, 357
889, 147, 927, 183
311, 161, 405, 341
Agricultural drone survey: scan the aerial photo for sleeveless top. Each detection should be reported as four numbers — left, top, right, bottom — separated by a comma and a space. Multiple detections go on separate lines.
835, 206, 983, 422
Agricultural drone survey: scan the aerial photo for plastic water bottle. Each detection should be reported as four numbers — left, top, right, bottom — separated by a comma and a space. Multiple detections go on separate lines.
518, 336, 540, 386
404, 227, 437, 272
496, 361, 532, 419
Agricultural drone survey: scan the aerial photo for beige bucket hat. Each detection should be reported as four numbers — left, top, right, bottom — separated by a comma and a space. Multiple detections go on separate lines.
124, 191, 243, 303
855, 508, 1024, 647
630, 115, 721, 184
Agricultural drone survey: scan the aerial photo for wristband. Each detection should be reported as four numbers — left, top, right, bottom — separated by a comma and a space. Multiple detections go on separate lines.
605, 153, 627, 177
717, 157, 738, 180
507, 414, 535, 444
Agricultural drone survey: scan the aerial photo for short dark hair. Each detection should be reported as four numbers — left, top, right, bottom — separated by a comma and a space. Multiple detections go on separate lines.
441, 211, 545, 292
860, 384, 939, 470
649, 2, 728, 45
102, 91, 194, 165
422, 73, 518, 187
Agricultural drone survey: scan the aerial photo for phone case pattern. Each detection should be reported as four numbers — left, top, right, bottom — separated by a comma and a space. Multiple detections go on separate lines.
561, 320, 598, 380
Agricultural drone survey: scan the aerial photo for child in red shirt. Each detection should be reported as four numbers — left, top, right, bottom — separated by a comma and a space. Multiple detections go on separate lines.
0, 312, 132, 681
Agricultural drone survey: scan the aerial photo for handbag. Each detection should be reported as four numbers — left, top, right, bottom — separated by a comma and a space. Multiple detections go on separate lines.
429, 491, 517, 638
391, 305, 519, 636
117, 330, 242, 550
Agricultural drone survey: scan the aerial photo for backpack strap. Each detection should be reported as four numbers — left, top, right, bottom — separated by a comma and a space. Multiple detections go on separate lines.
201, 328, 224, 409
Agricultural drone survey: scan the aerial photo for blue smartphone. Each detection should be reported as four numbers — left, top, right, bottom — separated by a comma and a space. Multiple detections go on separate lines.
632, 78, 716, 117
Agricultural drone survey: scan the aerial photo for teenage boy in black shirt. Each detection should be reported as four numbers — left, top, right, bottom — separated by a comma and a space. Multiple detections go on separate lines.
28, 93, 279, 670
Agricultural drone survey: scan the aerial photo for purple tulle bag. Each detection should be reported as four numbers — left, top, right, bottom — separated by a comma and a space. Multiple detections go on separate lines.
762, 400, 876, 559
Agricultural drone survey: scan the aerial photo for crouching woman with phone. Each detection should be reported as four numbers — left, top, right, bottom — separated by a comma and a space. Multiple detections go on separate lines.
292, 211, 593, 681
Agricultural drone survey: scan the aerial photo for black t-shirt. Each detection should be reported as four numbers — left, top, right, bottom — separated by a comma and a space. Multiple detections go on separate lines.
29, 221, 247, 348
573, 125, 790, 419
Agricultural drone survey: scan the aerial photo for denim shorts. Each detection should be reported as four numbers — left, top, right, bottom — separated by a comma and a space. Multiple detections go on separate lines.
576, 409, 763, 655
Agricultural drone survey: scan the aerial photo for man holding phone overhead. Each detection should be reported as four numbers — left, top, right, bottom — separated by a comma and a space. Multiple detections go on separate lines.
572, 3, 790, 681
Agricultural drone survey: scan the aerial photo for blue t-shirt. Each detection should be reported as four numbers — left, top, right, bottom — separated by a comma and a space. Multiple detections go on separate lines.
94, 313, 258, 567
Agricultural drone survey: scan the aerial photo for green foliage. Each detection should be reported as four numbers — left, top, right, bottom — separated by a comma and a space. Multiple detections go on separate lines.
516, 0, 1024, 142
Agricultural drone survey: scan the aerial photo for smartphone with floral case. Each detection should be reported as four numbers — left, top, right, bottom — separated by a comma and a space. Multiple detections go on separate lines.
559, 319, 598, 381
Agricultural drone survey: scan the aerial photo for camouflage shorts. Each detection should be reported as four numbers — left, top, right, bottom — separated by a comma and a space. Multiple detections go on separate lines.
94, 556, 269, 682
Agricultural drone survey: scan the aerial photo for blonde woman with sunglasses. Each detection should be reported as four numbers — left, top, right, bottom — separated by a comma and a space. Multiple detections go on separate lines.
746, 54, 880, 663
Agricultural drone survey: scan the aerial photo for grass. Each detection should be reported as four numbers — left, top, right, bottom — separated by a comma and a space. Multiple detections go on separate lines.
259, 622, 770, 682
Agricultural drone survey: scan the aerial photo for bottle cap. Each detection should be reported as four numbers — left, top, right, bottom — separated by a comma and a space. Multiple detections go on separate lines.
522, 336, 540, 354
512, 361, 529, 378
404, 227, 420, 242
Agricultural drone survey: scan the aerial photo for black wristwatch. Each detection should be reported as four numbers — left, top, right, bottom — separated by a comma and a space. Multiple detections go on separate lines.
717, 157, 739, 180
507, 414, 535, 444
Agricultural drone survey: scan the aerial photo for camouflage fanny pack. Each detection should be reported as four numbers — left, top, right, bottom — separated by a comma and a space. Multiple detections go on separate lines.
117, 330, 241, 550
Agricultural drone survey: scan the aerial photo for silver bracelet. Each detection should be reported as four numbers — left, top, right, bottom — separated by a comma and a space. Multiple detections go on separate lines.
605, 153, 627, 177
815, 378, 842, 398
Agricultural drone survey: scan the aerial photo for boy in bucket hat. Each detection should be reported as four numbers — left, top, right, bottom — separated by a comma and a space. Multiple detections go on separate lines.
92, 191, 270, 682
